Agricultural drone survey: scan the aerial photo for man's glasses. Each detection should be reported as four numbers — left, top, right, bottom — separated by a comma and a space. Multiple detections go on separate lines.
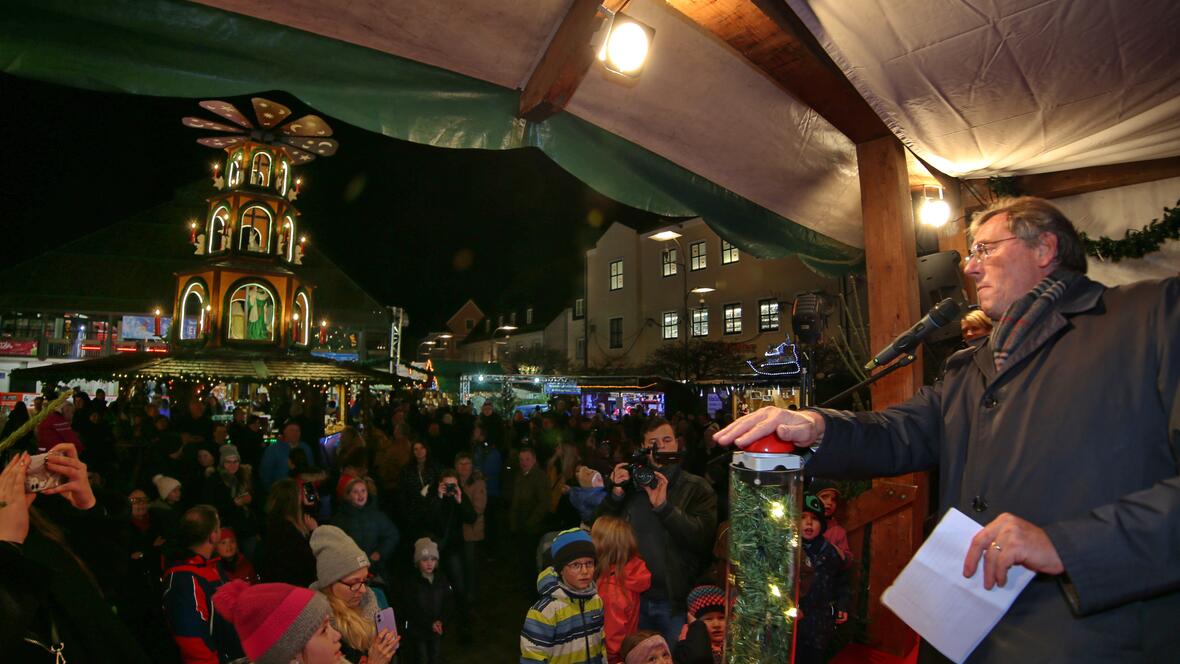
566, 561, 596, 571
129, 497, 149, 504
966, 237, 1020, 262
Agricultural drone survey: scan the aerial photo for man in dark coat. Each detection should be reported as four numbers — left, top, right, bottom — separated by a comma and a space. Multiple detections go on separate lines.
598, 416, 718, 645
716, 196, 1180, 662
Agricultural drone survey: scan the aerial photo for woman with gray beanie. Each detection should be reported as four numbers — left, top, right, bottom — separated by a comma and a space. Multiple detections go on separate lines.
310, 525, 400, 664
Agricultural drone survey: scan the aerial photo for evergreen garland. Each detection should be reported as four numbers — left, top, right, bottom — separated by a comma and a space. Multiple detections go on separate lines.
726, 469, 800, 663
987, 179, 1179, 262
1079, 201, 1180, 262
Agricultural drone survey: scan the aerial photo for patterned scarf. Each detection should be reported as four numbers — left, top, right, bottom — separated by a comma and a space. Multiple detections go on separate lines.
991, 269, 1080, 371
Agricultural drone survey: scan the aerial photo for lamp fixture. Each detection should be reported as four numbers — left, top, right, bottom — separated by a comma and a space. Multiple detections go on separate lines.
915, 185, 951, 228
690, 287, 715, 294
597, 11, 655, 78
649, 230, 682, 242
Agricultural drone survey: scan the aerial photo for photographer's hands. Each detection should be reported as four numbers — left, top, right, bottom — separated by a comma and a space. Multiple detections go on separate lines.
642, 472, 669, 510
41, 444, 96, 510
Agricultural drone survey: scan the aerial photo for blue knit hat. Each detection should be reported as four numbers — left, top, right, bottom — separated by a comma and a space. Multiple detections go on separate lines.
550, 528, 596, 571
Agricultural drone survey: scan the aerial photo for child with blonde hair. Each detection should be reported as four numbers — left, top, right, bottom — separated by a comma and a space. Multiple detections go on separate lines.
592, 516, 652, 664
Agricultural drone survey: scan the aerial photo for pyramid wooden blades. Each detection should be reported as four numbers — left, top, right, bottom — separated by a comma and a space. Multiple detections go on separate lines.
182, 117, 246, 134
282, 145, 318, 163
196, 136, 247, 149
252, 98, 292, 128
281, 114, 334, 137
199, 100, 253, 129
281, 136, 339, 157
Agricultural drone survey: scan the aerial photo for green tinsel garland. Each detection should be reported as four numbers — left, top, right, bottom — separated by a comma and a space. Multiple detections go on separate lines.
727, 470, 800, 663
1079, 201, 1180, 262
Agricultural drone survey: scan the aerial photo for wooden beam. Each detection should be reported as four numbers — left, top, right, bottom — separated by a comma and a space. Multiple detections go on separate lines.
962, 156, 1180, 204
518, 0, 627, 122
666, 0, 891, 143
856, 135, 928, 656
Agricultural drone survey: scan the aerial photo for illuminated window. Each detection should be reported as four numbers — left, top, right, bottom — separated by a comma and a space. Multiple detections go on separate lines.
574, 298, 585, 319
724, 303, 742, 334
662, 311, 679, 340
239, 205, 273, 253
250, 151, 272, 186
722, 240, 740, 264
276, 160, 290, 195
227, 282, 277, 341
179, 281, 209, 340
690, 241, 707, 271
609, 260, 624, 291
576, 337, 586, 360
662, 248, 677, 277
526, 308, 534, 325
692, 307, 709, 337
759, 299, 780, 331
609, 317, 623, 348
228, 151, 244, 187
293, 291, 310, 345
208, 206, 231, 253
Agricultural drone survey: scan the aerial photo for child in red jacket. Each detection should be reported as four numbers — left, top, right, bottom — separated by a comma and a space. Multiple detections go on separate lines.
592, 515, 652, 664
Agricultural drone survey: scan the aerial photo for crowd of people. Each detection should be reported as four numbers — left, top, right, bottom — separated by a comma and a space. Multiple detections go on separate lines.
0, 386, 857, 663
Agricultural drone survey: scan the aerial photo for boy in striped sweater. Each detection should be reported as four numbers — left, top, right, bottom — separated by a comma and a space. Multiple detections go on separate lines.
521, 528, 606, 664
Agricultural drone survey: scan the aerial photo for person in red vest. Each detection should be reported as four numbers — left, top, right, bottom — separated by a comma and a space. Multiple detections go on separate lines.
162, 505, 243, 663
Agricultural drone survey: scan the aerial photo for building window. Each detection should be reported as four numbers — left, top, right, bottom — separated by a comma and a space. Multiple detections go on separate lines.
226, 282, 277, 341
574, 298, 585, 319
498, 314, 504, 327
465, 319, 474, 331
759, 299, 780, 331
576, 337, 586, 360
722, 240, 739, 264
510, 312, 517, 326
724, 303, 742, 334
662, 311, 679, 340
239, 205, 273, 253
250, 151, 272, 186
526, 307, 534, 325
609, 317, 623, 348
691, 307, 709, 337
609, 260, 624, 291
690, 241, 707, 271
662, 248, 678, 277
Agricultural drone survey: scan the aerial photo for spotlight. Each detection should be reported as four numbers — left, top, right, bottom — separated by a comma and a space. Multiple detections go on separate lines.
915, 185, 951, 228
597, 13, 654, 77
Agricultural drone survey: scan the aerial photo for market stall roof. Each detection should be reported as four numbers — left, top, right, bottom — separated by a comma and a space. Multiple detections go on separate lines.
11, 349, 405, 386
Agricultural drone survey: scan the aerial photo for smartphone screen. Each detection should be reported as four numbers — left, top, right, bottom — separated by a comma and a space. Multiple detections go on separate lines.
374, 607, 396, 636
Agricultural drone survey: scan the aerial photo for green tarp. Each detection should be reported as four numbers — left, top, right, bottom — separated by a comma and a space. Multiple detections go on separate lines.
1, 0, 863, 275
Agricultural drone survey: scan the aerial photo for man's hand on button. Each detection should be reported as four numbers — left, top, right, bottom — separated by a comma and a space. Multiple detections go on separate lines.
713, 407, 824, 449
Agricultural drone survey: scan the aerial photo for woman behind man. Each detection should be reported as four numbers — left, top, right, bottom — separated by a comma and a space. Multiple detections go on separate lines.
257, 477, 318, 586
309, 525, 399, 663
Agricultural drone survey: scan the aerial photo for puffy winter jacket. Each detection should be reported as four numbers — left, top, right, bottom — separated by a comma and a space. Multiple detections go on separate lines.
521, 567, 605, 664
597, 556, 652, 663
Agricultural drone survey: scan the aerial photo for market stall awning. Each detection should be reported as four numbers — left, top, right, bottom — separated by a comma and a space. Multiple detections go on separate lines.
11, 349, 406, 387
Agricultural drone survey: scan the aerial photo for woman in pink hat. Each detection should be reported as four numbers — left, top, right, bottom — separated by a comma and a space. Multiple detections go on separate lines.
214, 580, 344, 663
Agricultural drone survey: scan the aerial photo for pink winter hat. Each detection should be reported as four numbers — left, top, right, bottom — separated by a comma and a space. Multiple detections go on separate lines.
213, 580, 330, 664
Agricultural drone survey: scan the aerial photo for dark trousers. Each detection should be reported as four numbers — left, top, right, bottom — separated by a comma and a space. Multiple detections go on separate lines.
413, 634, 441, 664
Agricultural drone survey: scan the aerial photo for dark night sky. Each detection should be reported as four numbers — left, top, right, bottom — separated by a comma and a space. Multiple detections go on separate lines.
0, 73, 670, 336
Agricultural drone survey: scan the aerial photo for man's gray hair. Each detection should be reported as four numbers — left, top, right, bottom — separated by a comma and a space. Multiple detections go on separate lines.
970, 196, 1088, 274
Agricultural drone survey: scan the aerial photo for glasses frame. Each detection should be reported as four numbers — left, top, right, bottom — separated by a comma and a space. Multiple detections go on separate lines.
337, 577, 368, 592
966, 236, 1021, 262
565, 560, 597, 572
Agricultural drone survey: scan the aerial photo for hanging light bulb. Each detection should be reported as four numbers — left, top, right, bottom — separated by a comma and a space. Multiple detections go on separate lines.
916, 185, 951, 228
597, 13, 655, 77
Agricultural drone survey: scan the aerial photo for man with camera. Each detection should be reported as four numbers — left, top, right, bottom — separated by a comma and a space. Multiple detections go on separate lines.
597, 417, 717, 645
426, 470, 477, 642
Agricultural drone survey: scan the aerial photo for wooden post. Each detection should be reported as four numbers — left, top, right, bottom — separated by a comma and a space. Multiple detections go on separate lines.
856, 135, 927, 655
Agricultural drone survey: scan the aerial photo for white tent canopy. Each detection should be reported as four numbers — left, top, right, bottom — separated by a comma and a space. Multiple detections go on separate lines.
185, 1, 1180, 278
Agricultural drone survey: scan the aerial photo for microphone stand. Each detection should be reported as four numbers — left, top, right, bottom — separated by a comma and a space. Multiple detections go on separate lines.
819, 353, 916, 408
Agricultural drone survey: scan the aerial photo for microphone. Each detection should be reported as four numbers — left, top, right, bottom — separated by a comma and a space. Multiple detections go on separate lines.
864, 298, 961, 370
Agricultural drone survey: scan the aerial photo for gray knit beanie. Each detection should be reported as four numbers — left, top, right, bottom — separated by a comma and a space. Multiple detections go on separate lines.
219, 444, 240, 465
309, 525, 370, 590
413, 536, 440, 563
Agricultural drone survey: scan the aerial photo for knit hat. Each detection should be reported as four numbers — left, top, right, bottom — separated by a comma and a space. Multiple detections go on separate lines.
213, 581, 330, 664
153, 474, 181, 500
219, 527, 237, 541
624, 634, 671, 664
802, 493, 827, 536
808, 478, 840, 497
413, 537, 440, 563
219, 444, 241, 464
686, 584, 726, 618
550, 528, 596, 571
309, 525, 370, 590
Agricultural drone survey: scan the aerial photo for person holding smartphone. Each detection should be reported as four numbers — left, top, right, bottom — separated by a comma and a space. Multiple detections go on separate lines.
310, 525, 399, 663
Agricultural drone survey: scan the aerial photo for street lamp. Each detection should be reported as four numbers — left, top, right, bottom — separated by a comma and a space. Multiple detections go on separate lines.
493, 325, 517, 363
647, 230, 715, 380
